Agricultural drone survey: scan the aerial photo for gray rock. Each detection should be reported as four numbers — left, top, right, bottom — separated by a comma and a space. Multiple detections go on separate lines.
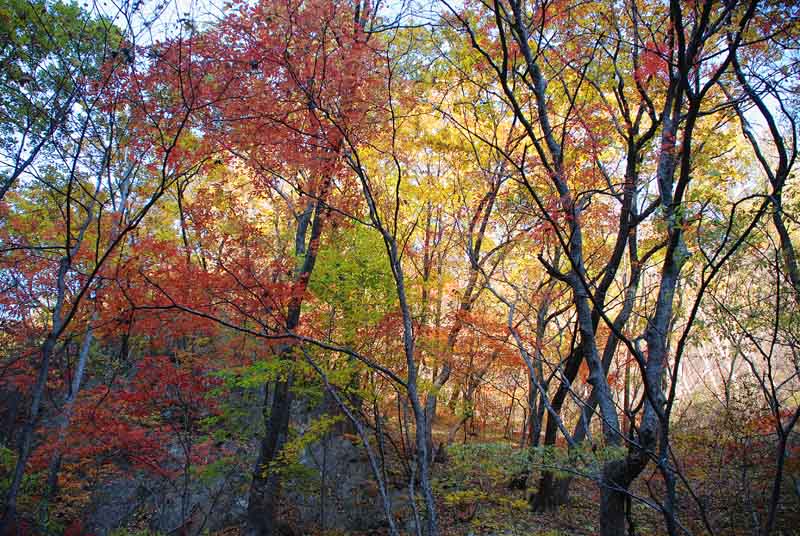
85, 393, 412, 534
84, 474, 148, 534
285, 433, 410, 532
84, 450, 252, 535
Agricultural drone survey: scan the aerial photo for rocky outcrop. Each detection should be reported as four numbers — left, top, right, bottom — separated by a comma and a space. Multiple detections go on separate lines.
84, 460, 249, 535
84, 396, 415, 534
285, 432, 413, 533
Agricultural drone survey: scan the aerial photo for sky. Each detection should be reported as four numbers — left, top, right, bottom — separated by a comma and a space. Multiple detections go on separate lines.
104, 0, 430, 44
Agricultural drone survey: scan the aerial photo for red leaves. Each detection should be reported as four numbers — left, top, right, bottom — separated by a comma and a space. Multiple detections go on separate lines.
140, 0, 383, 193
32, 355, 222, 480
635, 41, 671, 86
64, 519, 94, 536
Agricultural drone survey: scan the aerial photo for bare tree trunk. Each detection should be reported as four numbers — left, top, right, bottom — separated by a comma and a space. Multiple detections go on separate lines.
531, 347, 582, 510
45, 317, 96, 501
0, 390, 20, 447
1, 335, 57, 532
246, 194, 326, 535
504, 376, 518, 438
300, 348, 400, 536
444, 378, 479, 446
600, 471, 627, 536
246, 368, 296, 536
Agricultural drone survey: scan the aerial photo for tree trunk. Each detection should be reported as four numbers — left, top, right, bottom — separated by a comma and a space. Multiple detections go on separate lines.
532, 473, 571, 511
246, 369, 294, 536
423, 187, 497, 463
527, 371, 545, 447
600, 485, 627, 536
45, 319, 95, 501
445, 379, 479, 446
531, 347, 582, 510
1, 335, 57, 532
423, 363, 450, 462
0, 389, 20, 446
246, 190, 327, 535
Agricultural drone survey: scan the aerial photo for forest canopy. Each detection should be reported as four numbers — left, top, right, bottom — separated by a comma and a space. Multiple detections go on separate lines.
0, 0, 799, 535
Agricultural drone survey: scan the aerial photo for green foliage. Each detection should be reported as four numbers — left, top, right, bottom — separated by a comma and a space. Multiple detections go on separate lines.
218, 358, 298, 389
442, 442, 529, 489
0, 0, 120, 143
269, 414, 343, 492
0, 445, 44, 509
0, 444, 14, 469
310, 225, 396, 343
109, 530, 164, 536
209, 352, 311, 442
529, 442, 627, 478
39, 516, 66, 536
435, 442, 530, 531
194, 455, 238, 487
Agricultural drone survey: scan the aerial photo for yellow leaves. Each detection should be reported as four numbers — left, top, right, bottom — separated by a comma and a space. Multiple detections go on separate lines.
688, 119, 755, 205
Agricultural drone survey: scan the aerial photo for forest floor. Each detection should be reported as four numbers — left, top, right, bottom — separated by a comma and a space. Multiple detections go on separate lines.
212, 466, 667, 536
105, 412, 796, 536
211, 413, 672, 536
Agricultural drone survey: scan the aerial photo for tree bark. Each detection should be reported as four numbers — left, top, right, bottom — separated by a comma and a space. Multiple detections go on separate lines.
246, 367, 295, 536
246, 192, 327, 535
1, 335, 57, 532
531, 347, 582, 510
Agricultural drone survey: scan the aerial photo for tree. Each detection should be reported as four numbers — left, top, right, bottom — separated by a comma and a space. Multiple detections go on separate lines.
440, 0, 784, 533
1, 1, 799, 535
122, 1, 384, 533
0, 0, 122, 202
0, 0, 217, 526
